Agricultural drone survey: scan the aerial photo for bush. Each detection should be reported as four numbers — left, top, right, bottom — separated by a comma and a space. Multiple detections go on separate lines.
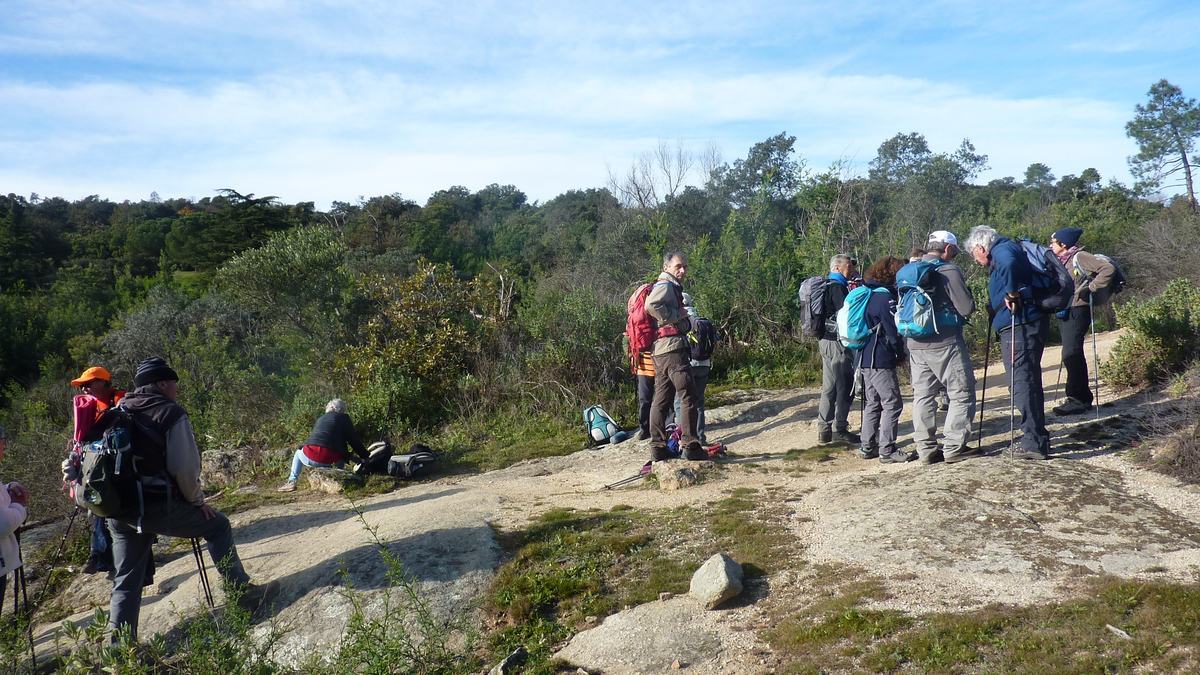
1103, 279, 1200, 389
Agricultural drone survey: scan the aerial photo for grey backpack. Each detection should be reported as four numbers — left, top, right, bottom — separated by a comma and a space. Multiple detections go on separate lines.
387, 444, 437, 479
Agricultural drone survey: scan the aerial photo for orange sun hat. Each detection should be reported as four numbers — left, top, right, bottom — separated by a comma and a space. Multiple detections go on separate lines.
70, 366, 113, 387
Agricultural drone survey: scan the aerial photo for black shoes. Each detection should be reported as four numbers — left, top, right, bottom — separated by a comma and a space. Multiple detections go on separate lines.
1012, 447, 1049, 460
919, 449, 944, 465
834, 429, 861, 445
857, 446, 879, 459
682, 444, 709, 461
818, 430, 833, 444
944, 446, 984, 464
1052, 398, 1090, 416
636, 429, 651, 441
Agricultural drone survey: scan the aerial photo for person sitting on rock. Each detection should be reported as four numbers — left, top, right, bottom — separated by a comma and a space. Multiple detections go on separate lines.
277, 398, 371, 492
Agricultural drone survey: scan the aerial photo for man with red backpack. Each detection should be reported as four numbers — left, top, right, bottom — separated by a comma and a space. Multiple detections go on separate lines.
645, 252, 706, 462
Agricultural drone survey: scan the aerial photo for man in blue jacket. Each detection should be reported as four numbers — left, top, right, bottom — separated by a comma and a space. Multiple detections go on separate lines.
964, 225, 1049, 459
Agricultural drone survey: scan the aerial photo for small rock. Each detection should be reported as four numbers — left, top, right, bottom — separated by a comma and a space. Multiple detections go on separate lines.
652, 461, 698, 491
672, 659, 683, 669
659, 592, 673, 602
585, 615, 597, 624
576, 669, 591, 675
488, 645, 527, 674
306, 467, 364, 494
689, 553, 744, 609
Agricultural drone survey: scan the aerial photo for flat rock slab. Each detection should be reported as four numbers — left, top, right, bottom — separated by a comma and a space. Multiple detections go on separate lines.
801, 458, 1200, 610
555, 598, 726, 674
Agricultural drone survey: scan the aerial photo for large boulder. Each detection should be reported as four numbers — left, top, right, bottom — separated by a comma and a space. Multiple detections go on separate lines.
555, 598, 722, 673
306, 467, 364, 494
689, 553, 744, 609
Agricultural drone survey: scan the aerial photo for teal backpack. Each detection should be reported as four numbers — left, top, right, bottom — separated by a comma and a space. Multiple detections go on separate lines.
584, 405, 625, 446
895, 260, 961, 338
836, 286, 889, 349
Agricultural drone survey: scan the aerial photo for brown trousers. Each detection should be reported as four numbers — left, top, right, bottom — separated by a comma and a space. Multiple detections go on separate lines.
650, 348, 701, 455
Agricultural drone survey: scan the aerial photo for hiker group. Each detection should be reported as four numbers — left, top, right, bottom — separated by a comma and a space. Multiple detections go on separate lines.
620, 226, 1121, 466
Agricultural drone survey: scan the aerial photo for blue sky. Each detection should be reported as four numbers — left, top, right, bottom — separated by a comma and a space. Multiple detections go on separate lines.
1, 0, 1197, 207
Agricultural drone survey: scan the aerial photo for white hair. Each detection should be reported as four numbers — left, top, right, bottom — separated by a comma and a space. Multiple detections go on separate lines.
829, 254, 853, 273
965, 225, 1000, 254
325, 398, 347, 414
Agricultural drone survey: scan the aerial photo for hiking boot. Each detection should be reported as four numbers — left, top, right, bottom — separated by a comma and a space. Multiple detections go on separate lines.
636, 429, 651, 441
1052, 398, 1090, 416
682, 444, 709, 461
944, 446, 984, 464
1012, 447, 1048, 460
650, 446, 674, 462
857, 446, 879, 460
938, 394, 950, 411
834, 429, 861, 445
276, 481, 296, 493
880, 450, 916, 464
236, 580, 280, 616
817, 430, 833, 445
82, 557, 100, 575
918, 449, 944, 465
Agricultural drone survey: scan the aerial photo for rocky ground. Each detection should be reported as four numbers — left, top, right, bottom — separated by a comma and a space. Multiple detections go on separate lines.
30, 329, 1200, 673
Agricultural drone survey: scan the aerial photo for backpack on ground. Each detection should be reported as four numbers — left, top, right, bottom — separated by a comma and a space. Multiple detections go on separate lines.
689, 317, 717, 361
354, 440, 394, 476
625, 283, 656, 367
1074, 253, 1127, 300
584, 405, 624, 446
836, 286, 890, 349
387, 444, 438, 479
895, 260, 960, 338
72, 405, 167, 521
797, 276, 830, 339
1017, 239, 1073, 312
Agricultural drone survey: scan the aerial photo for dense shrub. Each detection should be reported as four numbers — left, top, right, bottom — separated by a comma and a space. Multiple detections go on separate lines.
1103, 279, 1200, 389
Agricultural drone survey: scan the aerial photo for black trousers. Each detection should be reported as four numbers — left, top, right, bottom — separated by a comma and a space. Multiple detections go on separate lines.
636, 374, 654, 435
1059, 305, 1093, 405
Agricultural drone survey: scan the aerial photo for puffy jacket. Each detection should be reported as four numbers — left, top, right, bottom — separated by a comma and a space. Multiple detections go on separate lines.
987, 237, 1043, 332
1068, 249, 1117, 308
0, 480, 27, 575
305, 412, 369, 464
645, 272, 690, 356
859, 284, 905, 369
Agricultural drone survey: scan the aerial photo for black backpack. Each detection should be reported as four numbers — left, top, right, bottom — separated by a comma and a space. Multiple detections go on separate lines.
354, 441, 395, 476
689, 318, 717, 361
73, 405, 168, 520
797, 276, 830, 339
387, 444, 438, 479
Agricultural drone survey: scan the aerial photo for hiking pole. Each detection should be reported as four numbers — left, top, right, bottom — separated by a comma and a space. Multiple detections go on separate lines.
602, 473, 645, 490
977, 329, 992, 450
1054, 360, 1063, 405
30, 507, 82, 610
1008, 312, 1017, 461
191, 538, 214, 609
15, 534, 37, 671
1090, 294, 1101, 422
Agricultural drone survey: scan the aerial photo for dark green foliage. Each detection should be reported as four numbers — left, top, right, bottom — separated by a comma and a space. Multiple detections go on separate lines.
1104, 279, 1200, 388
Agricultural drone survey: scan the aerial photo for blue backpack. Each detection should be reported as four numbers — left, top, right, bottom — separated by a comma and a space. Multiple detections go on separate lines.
1017, 239, 1073, 312
837, 286, 889, 349
584, 405, 625, 446
895, 260, 961, 338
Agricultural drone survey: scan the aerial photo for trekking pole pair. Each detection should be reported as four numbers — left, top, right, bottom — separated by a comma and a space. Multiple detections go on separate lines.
191, 538, 214, 608
7, 534, 38, 671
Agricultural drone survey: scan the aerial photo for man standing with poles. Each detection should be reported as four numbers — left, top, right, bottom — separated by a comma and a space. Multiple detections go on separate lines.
966, 226, 1050, 460
902, 232, 978, 464
1047, 228, 1117, 417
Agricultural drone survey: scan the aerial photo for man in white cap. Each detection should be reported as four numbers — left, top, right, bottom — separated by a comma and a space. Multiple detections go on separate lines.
905, 231, 979, 464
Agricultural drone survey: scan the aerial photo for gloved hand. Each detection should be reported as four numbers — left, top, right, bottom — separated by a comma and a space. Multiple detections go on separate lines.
1004, 291, 1022, 312
6, 482, 28, 507
1077, 286, 1092, 302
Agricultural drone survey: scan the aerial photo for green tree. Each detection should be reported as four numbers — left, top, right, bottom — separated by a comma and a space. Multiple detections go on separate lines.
1126, 79, 1200, 210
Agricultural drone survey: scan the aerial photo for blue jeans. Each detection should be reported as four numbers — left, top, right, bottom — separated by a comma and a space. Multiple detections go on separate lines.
288, 448, 343, 482
109, 497, 249, 640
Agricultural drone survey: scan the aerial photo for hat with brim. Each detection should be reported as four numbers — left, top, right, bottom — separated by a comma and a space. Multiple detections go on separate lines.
71, 366, 113, 387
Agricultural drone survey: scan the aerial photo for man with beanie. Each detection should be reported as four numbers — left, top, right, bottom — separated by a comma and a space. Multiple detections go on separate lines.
1049, 227, 1116, 415
106, 357, 272, 641
646, 252, 706, 462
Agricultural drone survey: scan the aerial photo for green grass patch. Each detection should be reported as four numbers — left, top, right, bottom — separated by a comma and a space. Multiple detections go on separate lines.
438, 412, 582, 473
784, 446, 837, 462
766, 576, 1200, 673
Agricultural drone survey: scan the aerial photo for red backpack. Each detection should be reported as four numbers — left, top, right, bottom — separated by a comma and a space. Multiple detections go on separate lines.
625, 283, 656, 367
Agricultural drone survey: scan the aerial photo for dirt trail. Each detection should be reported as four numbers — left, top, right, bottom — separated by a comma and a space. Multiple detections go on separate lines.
32, 329, 1200, 672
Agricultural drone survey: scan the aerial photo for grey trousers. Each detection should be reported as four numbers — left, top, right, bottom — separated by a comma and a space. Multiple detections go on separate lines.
817, 338, 854, 433
910, 337, 977, 459
861, 368, 902, 452
109, 497, 250, 640
999, 322, 1050, 454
